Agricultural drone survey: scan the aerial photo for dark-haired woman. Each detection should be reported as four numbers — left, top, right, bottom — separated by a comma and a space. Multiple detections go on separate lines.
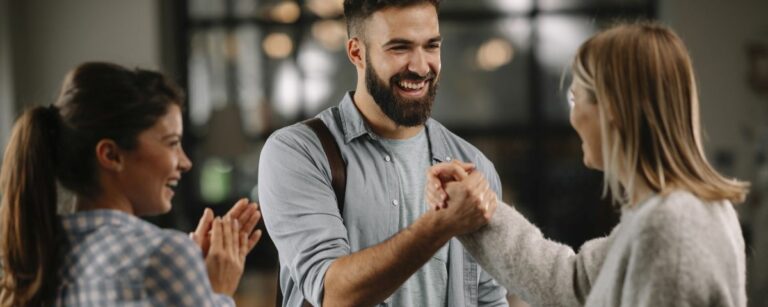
0, 62, 262, 306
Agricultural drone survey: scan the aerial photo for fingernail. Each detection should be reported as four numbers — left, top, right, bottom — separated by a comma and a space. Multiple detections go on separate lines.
234, 220, 240, 229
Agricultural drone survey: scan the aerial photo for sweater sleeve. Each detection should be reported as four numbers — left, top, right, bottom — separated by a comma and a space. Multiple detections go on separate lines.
459, 203, 614, 307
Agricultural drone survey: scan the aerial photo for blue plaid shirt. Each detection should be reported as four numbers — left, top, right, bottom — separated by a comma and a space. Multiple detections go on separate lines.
55, 209, 235, 307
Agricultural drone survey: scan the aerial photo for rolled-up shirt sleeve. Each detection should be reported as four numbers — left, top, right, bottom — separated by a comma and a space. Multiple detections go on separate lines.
258, 125, 351, 306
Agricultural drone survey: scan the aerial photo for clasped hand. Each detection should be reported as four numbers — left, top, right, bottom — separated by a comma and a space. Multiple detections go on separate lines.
425, 160, 498, 236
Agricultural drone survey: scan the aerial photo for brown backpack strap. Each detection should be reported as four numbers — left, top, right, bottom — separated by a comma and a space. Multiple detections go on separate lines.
275, 118, 346, 307
303, 117, 347, 212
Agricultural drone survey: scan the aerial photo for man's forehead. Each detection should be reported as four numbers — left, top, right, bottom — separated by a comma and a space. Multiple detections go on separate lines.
365, 3, 440, 43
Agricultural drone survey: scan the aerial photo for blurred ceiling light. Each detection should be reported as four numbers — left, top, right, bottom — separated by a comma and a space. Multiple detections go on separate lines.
299, 45, 336, 112
273, 61, 301, 118
270, 1, 300, 23
312, 20, 347, 51
307, 0, 344, 18
263, 33, 294, 59
538, 0, 579, 11
476, 38, 514, 71
492, 0, 533, 13
189, 50, 212, 126
537, 15, 594, 74
498, 18, 531, 50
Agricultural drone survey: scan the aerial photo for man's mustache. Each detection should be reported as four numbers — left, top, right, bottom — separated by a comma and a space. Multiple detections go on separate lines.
391, 70, 437, 83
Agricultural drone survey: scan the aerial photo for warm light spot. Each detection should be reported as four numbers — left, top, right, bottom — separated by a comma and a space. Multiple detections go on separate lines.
270, 1, 300, 23
307, 0, 344, 18
263, 33, 294, 59
312, 20, 347, 51
476, 38, 514, 71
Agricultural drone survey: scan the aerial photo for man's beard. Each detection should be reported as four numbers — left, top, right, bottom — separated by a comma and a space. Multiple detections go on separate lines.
365, 54, 438, 127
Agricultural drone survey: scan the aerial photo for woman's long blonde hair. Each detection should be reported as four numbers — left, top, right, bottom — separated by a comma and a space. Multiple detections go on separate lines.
571, 22, 749, 205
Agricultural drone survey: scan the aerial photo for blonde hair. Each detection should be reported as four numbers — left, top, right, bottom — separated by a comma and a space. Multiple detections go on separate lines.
571, 21, 749, 205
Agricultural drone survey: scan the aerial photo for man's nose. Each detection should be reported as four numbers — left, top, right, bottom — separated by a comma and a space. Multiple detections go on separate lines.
407, 49, 431, 77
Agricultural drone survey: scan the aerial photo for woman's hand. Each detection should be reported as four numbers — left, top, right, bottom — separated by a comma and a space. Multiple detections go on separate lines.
205, 216, 247, 296
190, 208, 214, 256
191, 198, 263, 257
224, 199, 263, 255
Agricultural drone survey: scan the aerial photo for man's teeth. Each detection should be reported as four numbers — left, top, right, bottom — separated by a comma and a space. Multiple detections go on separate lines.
399, 80, 425, 90
167, 181, 178, 188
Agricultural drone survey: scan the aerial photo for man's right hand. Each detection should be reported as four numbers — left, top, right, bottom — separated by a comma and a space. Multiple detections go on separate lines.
426, 161, 498, 236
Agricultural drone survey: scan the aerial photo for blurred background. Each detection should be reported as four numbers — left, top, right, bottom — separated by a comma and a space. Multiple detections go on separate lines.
1, 0, 768, 306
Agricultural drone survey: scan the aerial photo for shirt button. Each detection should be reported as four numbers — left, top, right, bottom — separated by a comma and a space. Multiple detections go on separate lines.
385, 155, 391, 162
392, 199, 399, 206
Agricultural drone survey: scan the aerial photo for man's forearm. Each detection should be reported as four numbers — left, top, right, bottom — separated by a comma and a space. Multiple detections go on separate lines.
322, 210, 452, 306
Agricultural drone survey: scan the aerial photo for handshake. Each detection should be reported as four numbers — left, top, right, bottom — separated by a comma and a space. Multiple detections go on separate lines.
424, 160, 499, 236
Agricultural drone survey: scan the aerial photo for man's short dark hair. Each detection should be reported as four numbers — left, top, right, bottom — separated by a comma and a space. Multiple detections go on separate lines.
343, 0, 440, 39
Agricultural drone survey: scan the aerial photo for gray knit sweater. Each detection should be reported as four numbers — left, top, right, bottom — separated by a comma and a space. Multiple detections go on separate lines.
459, 191, 746, 307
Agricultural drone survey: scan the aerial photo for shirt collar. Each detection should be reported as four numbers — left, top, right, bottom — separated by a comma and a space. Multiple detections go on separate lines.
339, 91, 373, 143
61, 209, 149, 234
338, 91, 453, 163
425, 118, 452, 164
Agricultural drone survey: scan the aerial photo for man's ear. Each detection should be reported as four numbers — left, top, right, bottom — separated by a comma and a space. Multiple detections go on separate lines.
94, 139, 125, 172
347, 37, 365, 70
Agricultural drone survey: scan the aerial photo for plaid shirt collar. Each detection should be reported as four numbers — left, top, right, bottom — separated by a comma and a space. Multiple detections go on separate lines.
61, 209, 154, 237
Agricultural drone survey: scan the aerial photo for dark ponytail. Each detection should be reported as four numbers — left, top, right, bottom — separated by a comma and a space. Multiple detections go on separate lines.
0, 106, 63, 306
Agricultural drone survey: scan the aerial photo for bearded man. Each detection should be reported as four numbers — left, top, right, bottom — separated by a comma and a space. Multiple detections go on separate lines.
259, 1, 508, 306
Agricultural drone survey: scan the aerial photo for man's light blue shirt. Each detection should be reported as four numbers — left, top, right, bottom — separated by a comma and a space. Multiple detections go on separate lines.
259, 92, 508, 307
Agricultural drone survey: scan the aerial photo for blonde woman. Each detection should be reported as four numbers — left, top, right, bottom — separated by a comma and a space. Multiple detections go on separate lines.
426, 22, 749, 306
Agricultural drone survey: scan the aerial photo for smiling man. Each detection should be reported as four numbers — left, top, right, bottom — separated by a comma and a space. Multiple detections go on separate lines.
258, 0, 508, 306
